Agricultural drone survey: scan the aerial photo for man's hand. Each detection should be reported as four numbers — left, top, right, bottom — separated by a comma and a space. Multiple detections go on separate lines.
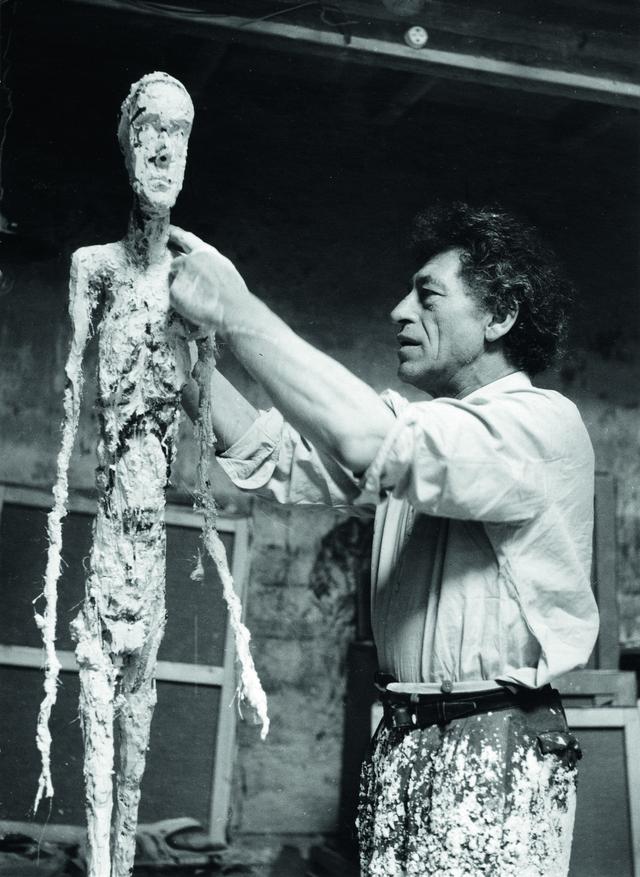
169, 226, 250, 337
170, 227, 394, 473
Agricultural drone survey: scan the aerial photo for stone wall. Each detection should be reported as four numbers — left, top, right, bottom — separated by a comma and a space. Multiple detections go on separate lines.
231, 506, 370, 834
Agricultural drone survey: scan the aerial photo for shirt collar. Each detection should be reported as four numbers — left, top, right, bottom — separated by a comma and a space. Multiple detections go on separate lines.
460, 370, 531, 400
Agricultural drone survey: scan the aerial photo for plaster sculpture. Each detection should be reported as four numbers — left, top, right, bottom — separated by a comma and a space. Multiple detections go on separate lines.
34, 73, 268, 877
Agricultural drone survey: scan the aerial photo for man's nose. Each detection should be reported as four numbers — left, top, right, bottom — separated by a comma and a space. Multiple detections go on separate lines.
390, 290, 417, 324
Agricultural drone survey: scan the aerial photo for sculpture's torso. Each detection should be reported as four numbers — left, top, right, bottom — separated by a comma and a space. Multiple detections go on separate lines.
75, 241, 190, 656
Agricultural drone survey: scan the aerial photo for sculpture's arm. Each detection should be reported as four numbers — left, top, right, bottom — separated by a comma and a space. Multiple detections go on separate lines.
192, 336, 270, 738
34, 248, 100, 810
182, 363, 258, 452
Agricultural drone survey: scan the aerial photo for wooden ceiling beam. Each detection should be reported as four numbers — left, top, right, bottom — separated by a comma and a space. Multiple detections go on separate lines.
540, 0, 638, 20
342, 1, 639, 69
65, 1, 640, 109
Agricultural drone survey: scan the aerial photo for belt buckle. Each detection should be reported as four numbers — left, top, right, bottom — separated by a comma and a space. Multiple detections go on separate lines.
439, 699, 477, 725
388, 701, 415, 729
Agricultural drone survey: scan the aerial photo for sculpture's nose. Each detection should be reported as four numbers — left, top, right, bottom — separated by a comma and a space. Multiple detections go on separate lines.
155, 149, 170, 168
153, 130, 172, 167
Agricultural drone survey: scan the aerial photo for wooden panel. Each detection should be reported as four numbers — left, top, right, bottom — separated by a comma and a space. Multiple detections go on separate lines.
141, 680, 221, 826
0, 484, 249, 841
0, 667, 221, 828
0, 666, 86, 823
593, 472, 619, 670
556, 669, 637, 707
570, 727, 632, 877
0, 645, 225, 686
164, 523, 232, 668
0, 502, 94, 652
0, 501, 233, 667
567, 709, 640, 877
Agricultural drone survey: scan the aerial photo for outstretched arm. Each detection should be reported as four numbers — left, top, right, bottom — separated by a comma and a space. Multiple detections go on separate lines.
169, 228, 395, 473
183, 365, 259, 453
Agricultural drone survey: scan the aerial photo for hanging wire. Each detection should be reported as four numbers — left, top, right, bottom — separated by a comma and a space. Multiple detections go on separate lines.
118, 0, 361, 35
239, 1, 319, 27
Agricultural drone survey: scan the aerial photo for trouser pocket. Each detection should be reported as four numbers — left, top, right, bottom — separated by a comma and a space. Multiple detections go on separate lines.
537, 730, 582, 769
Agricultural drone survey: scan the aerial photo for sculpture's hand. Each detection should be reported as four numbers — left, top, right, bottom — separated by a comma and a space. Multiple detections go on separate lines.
169, 226, 249, 338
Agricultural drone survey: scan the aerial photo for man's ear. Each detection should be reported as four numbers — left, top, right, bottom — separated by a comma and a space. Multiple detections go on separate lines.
485, 303, 519, 343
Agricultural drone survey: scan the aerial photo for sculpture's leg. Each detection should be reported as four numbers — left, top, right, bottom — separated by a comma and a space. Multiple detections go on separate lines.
98, 432, 170, 876
72, 607, 118, 877
111, 607, 166, 877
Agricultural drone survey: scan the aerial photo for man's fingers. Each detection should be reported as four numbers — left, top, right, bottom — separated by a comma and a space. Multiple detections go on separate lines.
167, 254, 183, 285
169, 225, 207, 255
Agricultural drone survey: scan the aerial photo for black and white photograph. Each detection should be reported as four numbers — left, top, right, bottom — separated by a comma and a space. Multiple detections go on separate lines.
0, 1, 638, 875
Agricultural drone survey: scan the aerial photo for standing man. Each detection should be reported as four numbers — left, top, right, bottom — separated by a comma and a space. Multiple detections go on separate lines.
169, 202, 598, 876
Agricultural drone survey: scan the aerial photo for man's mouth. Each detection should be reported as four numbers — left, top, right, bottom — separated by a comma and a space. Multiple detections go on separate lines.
397, 334, 420, 347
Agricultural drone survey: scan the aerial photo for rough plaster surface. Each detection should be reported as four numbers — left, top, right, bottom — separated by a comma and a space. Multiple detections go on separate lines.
35, 71, 199, 877
32, 74, 265, 877
52, 237, 190, 877
194, 337, 269, 737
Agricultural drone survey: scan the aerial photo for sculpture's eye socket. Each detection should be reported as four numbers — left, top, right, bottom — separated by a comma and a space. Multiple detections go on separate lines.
131, 115, 161, 148
131, 116, 190, 151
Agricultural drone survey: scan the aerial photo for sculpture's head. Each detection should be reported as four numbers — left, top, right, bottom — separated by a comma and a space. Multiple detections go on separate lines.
118, 72, 194, 214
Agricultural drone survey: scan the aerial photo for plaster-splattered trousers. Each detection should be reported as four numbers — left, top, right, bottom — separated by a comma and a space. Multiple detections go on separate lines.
357, 686, 581, 877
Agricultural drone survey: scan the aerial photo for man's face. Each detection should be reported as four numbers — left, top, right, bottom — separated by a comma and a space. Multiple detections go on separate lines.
391, 248, 493, 397
124, 81, 193, 214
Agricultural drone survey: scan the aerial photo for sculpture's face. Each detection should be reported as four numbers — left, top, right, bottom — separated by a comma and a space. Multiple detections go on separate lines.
124, 80, 194, 213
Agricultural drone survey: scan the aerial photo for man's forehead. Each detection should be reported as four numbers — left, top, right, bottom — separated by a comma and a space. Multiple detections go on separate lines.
414, 271, 446, 290
414, 249, 463, 287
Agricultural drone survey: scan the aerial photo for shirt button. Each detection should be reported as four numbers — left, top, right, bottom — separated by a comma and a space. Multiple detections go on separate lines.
440, 679, 454, 694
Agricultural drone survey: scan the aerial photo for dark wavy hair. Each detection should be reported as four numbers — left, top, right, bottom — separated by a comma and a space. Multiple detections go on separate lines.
410, 202, 574, 375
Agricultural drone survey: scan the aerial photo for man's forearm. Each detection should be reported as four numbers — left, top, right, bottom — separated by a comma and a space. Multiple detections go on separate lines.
168, 229, 396, 471
204, 368, 260, 453
225, 293, 395, 472
182, 367, 259, 453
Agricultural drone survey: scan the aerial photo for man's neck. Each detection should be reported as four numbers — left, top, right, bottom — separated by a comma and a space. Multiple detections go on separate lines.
453, 367, 521, 399
434, 357, 521, 399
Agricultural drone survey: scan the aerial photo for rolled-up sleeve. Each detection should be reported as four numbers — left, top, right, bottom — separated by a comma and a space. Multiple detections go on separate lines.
359, 393, 550, 522
217, 407, 365, 509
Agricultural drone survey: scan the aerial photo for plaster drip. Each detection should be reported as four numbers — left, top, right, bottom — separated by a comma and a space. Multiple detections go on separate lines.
194, 337, 269, 738
34, 254, 97, 811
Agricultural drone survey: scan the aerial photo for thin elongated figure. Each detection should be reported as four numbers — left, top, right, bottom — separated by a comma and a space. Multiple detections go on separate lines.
34, 73, 267, 877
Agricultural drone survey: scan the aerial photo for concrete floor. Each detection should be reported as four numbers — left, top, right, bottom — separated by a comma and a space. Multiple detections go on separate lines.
0, 825, 359, 876
223, 835, 359, 877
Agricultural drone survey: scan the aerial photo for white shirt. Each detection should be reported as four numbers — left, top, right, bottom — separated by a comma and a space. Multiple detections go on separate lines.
218, 372, 599, 689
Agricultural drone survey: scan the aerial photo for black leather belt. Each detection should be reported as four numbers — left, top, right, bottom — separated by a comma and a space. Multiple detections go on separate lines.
377, 677, 556, 730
